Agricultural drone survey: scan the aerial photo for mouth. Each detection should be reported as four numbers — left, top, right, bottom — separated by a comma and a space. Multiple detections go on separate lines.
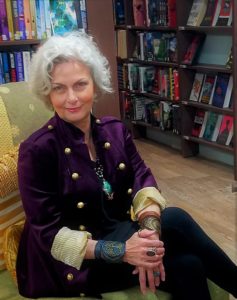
66, 107, 80, 113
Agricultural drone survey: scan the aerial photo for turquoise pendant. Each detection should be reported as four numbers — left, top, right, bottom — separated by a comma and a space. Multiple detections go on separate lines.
103, 179, 114, 200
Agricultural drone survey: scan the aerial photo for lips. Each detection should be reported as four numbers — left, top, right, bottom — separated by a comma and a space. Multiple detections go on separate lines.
66, 107, 80, 113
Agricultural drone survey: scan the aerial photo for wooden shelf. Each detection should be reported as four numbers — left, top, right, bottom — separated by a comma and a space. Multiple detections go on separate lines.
178, 26, 232, 34
0, 39, 41, 46
179, 63, 232, 73
181, 101, 234, 116
182, 135, 234, 153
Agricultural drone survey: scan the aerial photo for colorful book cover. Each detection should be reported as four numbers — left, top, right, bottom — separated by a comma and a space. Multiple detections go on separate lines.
216, 115, 233, 145
202, 111, 219, 140
5, 0, 14, 40
189, 72, 205, 102
35, 0, 42, 39
223, 75, 233, 108
14, 51, 24, 81
0, 0, 10, 40
173, 69, 179, 101
17, 0, 26, 39
199, 74, 217, 104
187, 0, 208, 26
215, 0, 232, 26
192, 109, 205, 137
50, 0, 79, 35
73, 0, 83, 29
211, 73, 230, 107
182, 34, 205, 65
144, 32, 154, 61
133, 0, 147, 26
147, 0, 159, 26
23, 0, 32, 39
200, 0, 218, 26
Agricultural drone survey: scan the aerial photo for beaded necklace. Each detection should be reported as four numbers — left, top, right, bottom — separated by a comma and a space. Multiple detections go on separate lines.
94, 157, 114, 200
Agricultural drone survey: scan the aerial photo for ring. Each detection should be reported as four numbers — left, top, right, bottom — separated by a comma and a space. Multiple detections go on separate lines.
146, 247, 157, 256
153, 271, 160, 277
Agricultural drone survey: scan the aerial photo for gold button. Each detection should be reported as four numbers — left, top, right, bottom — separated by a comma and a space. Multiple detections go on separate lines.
64, 147, 71, 155
126, 210, 130, 214
80, 293, 85, 297
127, 188, 133, 194
77, 202, 84, 209
48, 125, 53, 130
118, 163, 126, 170
79, 225, 86, 231
95, 119, 101, 124
72, 173, 79, 180
104, 142, 111, 149
67, 273, 74, 281
87, 232, 92, 239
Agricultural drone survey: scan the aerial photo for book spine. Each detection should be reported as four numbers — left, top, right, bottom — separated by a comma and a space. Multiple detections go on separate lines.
5, 0, 14, 40
14, 51, 24, 81
173, 69, 179, 101
8, 52, 17, 82
223, 74, 233, 108
79, 0, 87, 31
17, 0, 26, 39
22, 50, 31, 82
211, 0, 222, 26
0, 0, 10, 40
0, 53, 4, 84
39, 0, 46, 39
74, 0, 83, 29
168, 0, 177, 27
1, 52, 10, 83
23, 0, 32, 39
35, 0, 42, 39
43, 0, 51, 38
29, 0, 37, 38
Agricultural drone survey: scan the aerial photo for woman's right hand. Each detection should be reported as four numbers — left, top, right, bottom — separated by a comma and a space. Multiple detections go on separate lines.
123, 229, 164, 268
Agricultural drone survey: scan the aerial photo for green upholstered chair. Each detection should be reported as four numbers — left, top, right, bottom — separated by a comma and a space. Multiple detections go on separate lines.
0, 82, 230, 300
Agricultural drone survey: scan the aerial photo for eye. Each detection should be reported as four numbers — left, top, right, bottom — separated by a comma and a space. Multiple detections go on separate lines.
51, 85, 66, 93
74, 81, 88, 90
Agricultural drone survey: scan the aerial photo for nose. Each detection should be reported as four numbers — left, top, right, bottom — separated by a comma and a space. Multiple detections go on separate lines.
67, 88, 78, 102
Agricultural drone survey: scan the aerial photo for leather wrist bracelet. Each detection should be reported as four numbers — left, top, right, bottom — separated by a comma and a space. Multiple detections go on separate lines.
94, 240, 126, 263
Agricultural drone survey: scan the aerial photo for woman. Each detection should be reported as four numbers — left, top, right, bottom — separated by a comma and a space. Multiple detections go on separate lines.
17, 32, 237, 300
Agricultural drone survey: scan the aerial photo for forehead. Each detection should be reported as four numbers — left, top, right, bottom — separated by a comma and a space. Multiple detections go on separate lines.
51, 60, 92, 81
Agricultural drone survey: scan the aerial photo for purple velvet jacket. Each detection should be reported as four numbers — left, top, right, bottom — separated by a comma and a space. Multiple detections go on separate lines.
16, 113, 158, 298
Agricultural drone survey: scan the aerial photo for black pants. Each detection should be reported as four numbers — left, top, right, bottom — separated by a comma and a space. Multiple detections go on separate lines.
88, 207, 237, 300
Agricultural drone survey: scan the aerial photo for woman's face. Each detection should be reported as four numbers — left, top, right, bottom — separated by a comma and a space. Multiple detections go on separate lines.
49, 60, 95, 129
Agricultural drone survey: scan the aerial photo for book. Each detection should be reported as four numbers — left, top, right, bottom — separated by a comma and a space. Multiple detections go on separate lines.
44, 0, 52, 38
39, 0, 47, 39
8, 52, 17, 82
35, 0, 42, 39
182, 34, 205, 65
17, 0, 27, 39
211, 73, 230, 108
147, 0, 159, 26
73, 0, 83, 29
139, 66, 155, 93
189, 72, 205, 102
200, 0, 218, 26
172, 104, 181, 135
114, 0, 125, 25
0, 0, 10, 40
29, 0, 37, 38
133, 0, 147, 26
167, 0, 177, 27
187, 0, 208, 26
79, 0, 87, 31
5, 0, 14, 40
199, 74, 217, 104
1, 52, 10, 83
223, 74, 233, 108
202, 111, 219, 140
128, 63, 139, 91
211, 0, 222, 25
216, 115, 233, 145
50, 0, 79, 35
117, 30, 127, 59
192, 109, 205, 137
215, 0, 232, 26
23, 0, 32, 39
211, 114, 223, 141
22, 51, 31, 82
14, 51, 24, 81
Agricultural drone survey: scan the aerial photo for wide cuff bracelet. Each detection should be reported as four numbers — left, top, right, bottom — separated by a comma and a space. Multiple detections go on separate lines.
94, 240, 126, 263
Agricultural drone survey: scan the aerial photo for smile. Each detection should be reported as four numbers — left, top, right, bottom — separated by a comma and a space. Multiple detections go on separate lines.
66, 107, 80, 113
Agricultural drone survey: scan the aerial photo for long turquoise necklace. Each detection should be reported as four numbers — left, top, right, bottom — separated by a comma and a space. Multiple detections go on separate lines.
94, 157, 114, 200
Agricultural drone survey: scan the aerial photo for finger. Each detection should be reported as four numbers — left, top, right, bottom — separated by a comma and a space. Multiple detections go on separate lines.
147, 269, 156, 293
159, 263, 166, 282
132, 266, 139, 275
153, 270, 161, 287
139, 267, 147, 295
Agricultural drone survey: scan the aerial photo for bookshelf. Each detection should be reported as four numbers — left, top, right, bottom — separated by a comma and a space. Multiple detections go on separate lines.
113, 0, 237, 180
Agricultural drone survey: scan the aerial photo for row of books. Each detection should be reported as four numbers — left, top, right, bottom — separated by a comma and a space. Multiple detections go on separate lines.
124, 94, 181, 134
0, 50, 31, 83
192, 109, 233, 146
189, 72, 233, 109
118, 63, 179, 101
114, 0, 177, 27
0, 0, 87, 41
187, 0, 233, 27
135, 31, 177, 63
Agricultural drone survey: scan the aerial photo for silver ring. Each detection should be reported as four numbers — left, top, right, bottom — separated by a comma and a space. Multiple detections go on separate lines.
153, 271, 160, 277
146, 247, 157, 256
